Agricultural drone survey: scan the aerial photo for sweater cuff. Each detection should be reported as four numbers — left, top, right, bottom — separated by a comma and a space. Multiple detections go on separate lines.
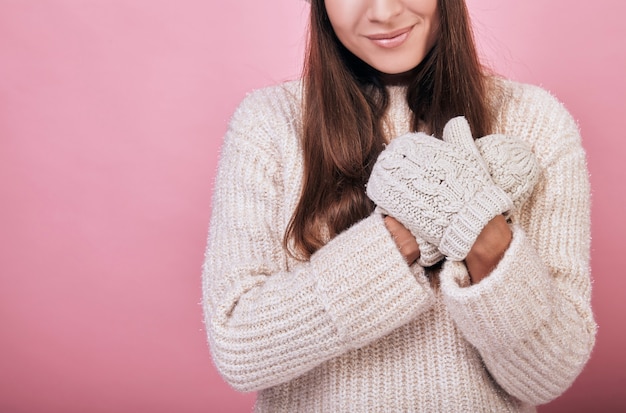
312, 213, 435, 349
439, 224, 554, 351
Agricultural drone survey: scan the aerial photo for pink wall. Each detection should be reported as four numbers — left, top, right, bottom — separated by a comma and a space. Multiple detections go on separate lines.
0, 1, 623, 412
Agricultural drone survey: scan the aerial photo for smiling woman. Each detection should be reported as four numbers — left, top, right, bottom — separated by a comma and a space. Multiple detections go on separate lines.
1, 0, 623, 412
325, 0, 439, 74
201, 0, 597, 411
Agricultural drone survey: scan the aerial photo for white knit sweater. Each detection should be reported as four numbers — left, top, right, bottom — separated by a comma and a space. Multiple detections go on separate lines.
202, 79, 596, 412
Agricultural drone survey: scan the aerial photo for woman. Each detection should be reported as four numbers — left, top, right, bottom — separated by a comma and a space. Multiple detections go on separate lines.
202, 0, 596, 411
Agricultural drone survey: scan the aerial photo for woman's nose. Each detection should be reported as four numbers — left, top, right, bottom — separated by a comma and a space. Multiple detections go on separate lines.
366, 0, 404, 23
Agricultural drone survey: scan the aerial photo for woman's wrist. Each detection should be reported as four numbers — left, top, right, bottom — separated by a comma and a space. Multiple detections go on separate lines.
464, 215, 512, 284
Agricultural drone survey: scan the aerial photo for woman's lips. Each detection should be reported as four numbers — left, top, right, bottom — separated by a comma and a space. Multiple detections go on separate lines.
366, 26, 413, 49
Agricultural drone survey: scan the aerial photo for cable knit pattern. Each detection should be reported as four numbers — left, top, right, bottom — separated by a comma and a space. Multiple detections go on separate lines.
410, 132, 541, 266
202, 79, 596, 412
367, 117, 513, 261
476, 134, 541, 211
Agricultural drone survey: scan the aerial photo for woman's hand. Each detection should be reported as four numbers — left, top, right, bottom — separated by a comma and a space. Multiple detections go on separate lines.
464, 214, 512, 284
384, 216, 421, 265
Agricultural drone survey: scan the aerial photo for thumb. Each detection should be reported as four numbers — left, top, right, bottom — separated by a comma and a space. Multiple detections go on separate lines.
442, 116, 484, 161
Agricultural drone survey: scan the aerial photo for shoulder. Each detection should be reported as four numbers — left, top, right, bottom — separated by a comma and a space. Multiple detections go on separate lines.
231, 79, 303, 134
489, 78, 583, 166
225, 79, 304, 160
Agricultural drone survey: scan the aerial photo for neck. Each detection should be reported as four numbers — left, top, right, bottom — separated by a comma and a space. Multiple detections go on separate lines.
378, 67, 418, 86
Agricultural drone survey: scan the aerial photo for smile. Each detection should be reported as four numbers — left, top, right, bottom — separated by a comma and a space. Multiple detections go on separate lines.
366, 26, 414, 49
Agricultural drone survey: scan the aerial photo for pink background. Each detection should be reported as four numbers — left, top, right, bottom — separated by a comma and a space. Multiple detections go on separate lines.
0, 0, 624, 412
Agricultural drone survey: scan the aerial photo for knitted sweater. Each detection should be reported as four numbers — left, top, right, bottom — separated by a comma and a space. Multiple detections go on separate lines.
202, 79, 596, 412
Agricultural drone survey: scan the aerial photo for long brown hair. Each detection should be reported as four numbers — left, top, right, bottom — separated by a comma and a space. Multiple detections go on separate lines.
284, 0, 494, 260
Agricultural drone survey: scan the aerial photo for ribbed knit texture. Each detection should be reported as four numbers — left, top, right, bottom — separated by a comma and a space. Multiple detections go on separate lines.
202, 79, 596, 412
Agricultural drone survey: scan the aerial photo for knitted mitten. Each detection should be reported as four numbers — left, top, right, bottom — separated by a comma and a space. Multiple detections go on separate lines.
405, 133, 541, 266
366, 117, 513, 261
475, 134, 541, 211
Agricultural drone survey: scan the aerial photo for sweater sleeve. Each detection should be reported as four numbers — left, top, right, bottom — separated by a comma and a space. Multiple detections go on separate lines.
439, 87, 596, 405
202, 88, 435, 392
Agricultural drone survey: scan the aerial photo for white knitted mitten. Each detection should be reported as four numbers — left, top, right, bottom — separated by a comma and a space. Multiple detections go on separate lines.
404, 133, 541, 266
367, 117, 514, 261
476, 134, 541, 211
